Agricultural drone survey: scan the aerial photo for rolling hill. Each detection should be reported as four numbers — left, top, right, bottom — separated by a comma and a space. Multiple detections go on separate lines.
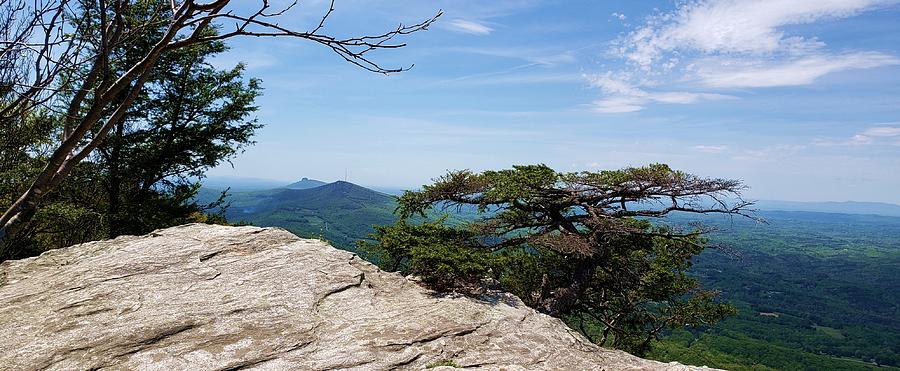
220, 181, 397, 249
198, 179, 476, 250
754, 200, 900, 217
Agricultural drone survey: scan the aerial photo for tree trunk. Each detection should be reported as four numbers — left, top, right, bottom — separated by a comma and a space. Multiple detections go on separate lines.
0, 8, 188, 254
107, 120, 125, 237
0, 190, 40, 257
538, 258, 597, 316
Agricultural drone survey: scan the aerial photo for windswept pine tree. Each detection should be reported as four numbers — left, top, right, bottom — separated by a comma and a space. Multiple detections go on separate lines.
363, 164, 753, 355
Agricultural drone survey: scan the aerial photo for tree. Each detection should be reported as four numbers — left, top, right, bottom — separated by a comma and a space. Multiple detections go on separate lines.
93, 24, 262, 238
0, 29, 261, 258
0, 0, 440, 254
362, 164, 753, 355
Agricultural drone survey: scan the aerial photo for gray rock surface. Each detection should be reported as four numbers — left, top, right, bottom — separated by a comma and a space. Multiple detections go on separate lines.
0, 224, 716, 370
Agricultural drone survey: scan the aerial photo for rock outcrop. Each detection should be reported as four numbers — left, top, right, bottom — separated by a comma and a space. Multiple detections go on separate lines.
0, 224, 714, 370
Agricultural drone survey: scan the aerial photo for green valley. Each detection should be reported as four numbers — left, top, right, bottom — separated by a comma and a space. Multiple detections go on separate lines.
650, 211, 900, 370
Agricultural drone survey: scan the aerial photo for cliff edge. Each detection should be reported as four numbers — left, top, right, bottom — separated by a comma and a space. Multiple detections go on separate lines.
0, 224, 716, 370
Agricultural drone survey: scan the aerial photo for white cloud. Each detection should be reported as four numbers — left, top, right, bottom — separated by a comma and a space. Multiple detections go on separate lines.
852, 134, 874, 145
692, 145, 728, 153
619, 0, 896, 68
814, 125, 900, 146
591, 97, 645, 113
596, 0, 900, 110
443, 72, 582, 86
587, 73, 734, 113
447, 19, 494, 35
734, 144, 807, 161
862, 125, 900, 137
813, 135, 872, 146
693, 52, 900, 88
611, 12, 627, 21
446, 46, 577, 65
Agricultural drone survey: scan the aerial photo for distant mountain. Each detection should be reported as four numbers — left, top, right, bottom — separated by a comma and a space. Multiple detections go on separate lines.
201, 175, 287, 192
285, 177, 327, 190
368, 186, 409, 196
222, 181, 397, 249
754, 200, 900, 217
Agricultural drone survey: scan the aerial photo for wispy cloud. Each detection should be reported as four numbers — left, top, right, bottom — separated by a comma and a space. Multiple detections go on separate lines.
595, 0, 900, 112
446, 46, 578, 66
814, 124, 900, 146
693, 52, 900, 88
733, 144, 808, 161
447, 19, 494, 35
692, 145, 728, 153
440, 69, 582, 86
863, 125, 900, 137
618, 0, 896, 68
587, 73, 734, 113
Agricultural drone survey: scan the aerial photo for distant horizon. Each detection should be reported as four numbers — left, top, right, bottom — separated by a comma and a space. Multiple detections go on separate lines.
201, 174, 900, 206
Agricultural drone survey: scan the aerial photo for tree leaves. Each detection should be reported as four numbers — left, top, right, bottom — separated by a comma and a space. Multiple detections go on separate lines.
368, 164, 749, 355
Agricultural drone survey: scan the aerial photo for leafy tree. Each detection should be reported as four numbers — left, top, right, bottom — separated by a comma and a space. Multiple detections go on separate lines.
0, 7, 260, 259
362, 164, 752, 355
0, 110, 103, 257
0, 0, 439, 255
92, 21, 261, 237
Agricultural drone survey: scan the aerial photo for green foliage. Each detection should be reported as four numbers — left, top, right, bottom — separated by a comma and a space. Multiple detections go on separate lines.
647, 211, 900, 369
200, 181, 476, 253
0, 108, 107, 256
370, 164, 745, 355
0, 10, 260, 260
360, 219, 493, 290
651, 328, 896, 371
211, 182, 399, 250
89, 17, 260, 238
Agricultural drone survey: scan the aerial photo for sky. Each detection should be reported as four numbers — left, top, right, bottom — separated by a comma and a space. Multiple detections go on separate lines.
206, 0, 900, 204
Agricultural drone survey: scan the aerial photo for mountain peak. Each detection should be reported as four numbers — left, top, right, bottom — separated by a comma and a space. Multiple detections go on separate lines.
285, 177, 327, 190
320, 180, 378, 191
328, 180, 355, 187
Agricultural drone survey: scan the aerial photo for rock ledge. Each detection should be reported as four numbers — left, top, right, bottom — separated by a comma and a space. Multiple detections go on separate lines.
0, 224, 715, 370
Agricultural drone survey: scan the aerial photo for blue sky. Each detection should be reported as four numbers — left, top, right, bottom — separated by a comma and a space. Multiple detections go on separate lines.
207, 0, 900, 203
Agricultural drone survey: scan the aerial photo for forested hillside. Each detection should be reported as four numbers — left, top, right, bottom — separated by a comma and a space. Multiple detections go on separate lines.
650, 211, 900, 370
202, 181, 396, 249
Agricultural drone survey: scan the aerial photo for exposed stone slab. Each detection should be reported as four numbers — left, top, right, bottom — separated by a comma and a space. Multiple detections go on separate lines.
0, 224, 715, 370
